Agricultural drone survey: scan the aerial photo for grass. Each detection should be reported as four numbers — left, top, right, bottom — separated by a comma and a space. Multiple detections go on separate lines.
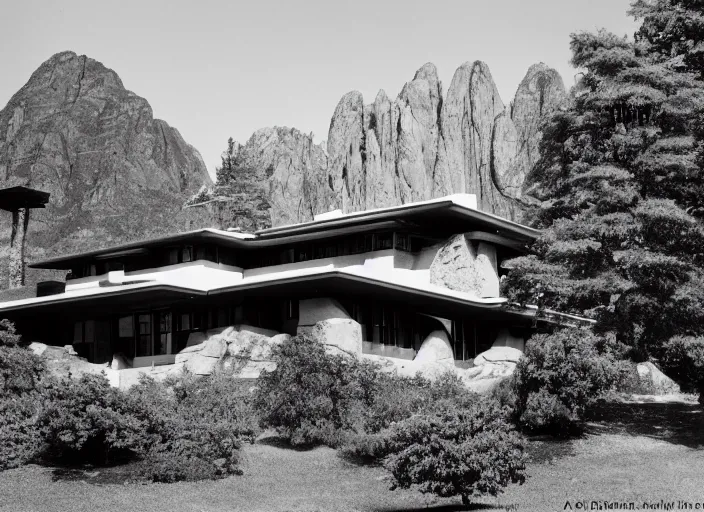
1, 397, 703, 512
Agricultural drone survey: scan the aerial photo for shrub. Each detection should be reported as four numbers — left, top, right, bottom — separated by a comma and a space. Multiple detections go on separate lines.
383, 400, 526, 507
0, 394, 44, 470
659, 336, 704, 393
0, 321, 47, 470
132, 370, 259, 482
512, 328, 620, 436
254, 335, 378, 447
37, 373, 159, 465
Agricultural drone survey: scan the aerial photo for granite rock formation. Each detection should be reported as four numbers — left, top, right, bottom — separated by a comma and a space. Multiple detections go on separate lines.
0, 51, 211, 286
201, 60, 565, 227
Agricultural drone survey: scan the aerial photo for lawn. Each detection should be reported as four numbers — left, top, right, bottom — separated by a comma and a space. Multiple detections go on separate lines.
1, 397, 703, 512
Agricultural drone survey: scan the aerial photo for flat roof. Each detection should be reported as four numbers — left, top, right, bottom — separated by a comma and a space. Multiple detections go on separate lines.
0, 186, 50, 211
30, 195, 541, 270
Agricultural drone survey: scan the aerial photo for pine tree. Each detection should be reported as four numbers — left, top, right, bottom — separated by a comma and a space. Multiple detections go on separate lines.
504, 8, 704, 367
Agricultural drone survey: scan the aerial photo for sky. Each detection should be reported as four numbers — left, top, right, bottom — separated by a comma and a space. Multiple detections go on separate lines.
1, 0, 640, 180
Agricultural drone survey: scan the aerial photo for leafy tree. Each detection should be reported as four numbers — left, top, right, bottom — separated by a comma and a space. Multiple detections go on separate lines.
630, 0, 704, 76
384, 401, 526, 507
504, 8, 704, 369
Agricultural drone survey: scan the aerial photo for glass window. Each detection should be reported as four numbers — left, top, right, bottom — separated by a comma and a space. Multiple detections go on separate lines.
73, 322, 83, 343
137, 314, 152, 357
118, 316, 134, 337
156, 312, 171, 355
217, 307, 228, 327
374, 233, 393, 251
84, 320, 96, 343
167, 248, 179, 265
182, 246, 193, 263
178, 313, 191, 331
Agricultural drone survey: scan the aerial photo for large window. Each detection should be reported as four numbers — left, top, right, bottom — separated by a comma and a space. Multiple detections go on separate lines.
136, 314, 152, 357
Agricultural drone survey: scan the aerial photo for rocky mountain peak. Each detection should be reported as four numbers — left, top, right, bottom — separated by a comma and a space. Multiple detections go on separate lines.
0, 51, 212, 286
198, 60, 566, 228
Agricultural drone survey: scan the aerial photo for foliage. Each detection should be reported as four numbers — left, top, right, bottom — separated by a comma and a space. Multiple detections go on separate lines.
383, 400, 526, 506
0, 394, 45, 470
254, 335, 379, 447
658, 335, 704, 392
131, 370, 260, 482
37, 373, 159, 465
511, 329, 620, 436
256, 335, 479, 453
504, 2, 704, 390
0, 321, 47, 470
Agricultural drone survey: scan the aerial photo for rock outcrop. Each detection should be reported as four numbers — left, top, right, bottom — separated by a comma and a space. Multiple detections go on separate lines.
199, 61, 565, 227
429, 234, 500, 298
0, 51, 212, 286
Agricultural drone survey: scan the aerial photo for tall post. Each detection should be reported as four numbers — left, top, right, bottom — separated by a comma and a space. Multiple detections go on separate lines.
9, 207, 29, 289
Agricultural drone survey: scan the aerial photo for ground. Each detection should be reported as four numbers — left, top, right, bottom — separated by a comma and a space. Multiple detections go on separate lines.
1, 396, 702, 512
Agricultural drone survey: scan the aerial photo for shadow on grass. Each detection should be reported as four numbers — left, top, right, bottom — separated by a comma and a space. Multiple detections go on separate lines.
49, 462, 142, 485
524, 435, 576, 464
586, 400, 704, 449
255, 435, 321, 452
375, 503, 504, 511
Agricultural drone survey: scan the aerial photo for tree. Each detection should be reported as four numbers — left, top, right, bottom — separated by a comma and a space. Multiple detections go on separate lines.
384, 401, 526, 507
504, 6, 704, 367
630, 0, 704, 77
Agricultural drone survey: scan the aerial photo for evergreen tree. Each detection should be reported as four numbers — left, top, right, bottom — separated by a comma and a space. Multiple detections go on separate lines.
504, 6, 704, 367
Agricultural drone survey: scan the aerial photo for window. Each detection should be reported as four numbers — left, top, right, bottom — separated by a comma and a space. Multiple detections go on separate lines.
395, 232, 411, 252
178, 313, 191, 331
195, 244, 216, 262
182, 246, 193, 263
117, 315, 135, 359
137, 314, 152, 357
156, 311, 172, 355
283, 300, 299, 321
374, 233, 393, 251
167, 248, 179, 265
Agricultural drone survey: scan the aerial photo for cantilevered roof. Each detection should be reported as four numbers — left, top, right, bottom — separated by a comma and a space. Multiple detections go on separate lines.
30, 194, 541, 270
254, 195, 540, 242
0, 186, 50, 211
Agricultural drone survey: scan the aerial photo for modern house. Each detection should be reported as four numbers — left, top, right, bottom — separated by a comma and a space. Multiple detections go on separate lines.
0, 194, 587, 371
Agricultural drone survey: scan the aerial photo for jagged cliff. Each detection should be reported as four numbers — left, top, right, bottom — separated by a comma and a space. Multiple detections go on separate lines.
0, 51, 211, 285
206, 61, 565, 227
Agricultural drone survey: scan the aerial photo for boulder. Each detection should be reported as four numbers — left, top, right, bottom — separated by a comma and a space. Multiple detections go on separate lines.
110, 353, 130, 370
28, 341, 47, 357
298, 298, 351, 327
636, 362, 681, 395
414, 330, 454, 364
491, 328, 525, 351
430, 234, 500, 297
304, 318, 363, 356
474, 346, 523, 365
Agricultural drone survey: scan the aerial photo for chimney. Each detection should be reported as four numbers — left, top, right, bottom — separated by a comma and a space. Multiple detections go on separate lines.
0, 186, 50, 289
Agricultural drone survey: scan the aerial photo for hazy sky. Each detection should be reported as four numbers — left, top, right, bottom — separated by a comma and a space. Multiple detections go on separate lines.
1, 0, 640, 179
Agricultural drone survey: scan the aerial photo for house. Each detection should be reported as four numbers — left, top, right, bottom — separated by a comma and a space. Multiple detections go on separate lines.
0, 194, 589, 372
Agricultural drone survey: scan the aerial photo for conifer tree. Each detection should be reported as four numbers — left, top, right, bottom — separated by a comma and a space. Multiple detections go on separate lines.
503, 2, 704, 372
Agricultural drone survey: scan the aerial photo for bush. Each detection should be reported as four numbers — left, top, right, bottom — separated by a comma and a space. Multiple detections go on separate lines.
0, 394, 44, 470
0, 321, 47, 470
256, 336, 479, 452
132, 370, 259, 482
254, 335, 378, 447
37, 373, 159, 465
659, 336, 704, 393
512, 328, 620, 436
383, 400, 526, 506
